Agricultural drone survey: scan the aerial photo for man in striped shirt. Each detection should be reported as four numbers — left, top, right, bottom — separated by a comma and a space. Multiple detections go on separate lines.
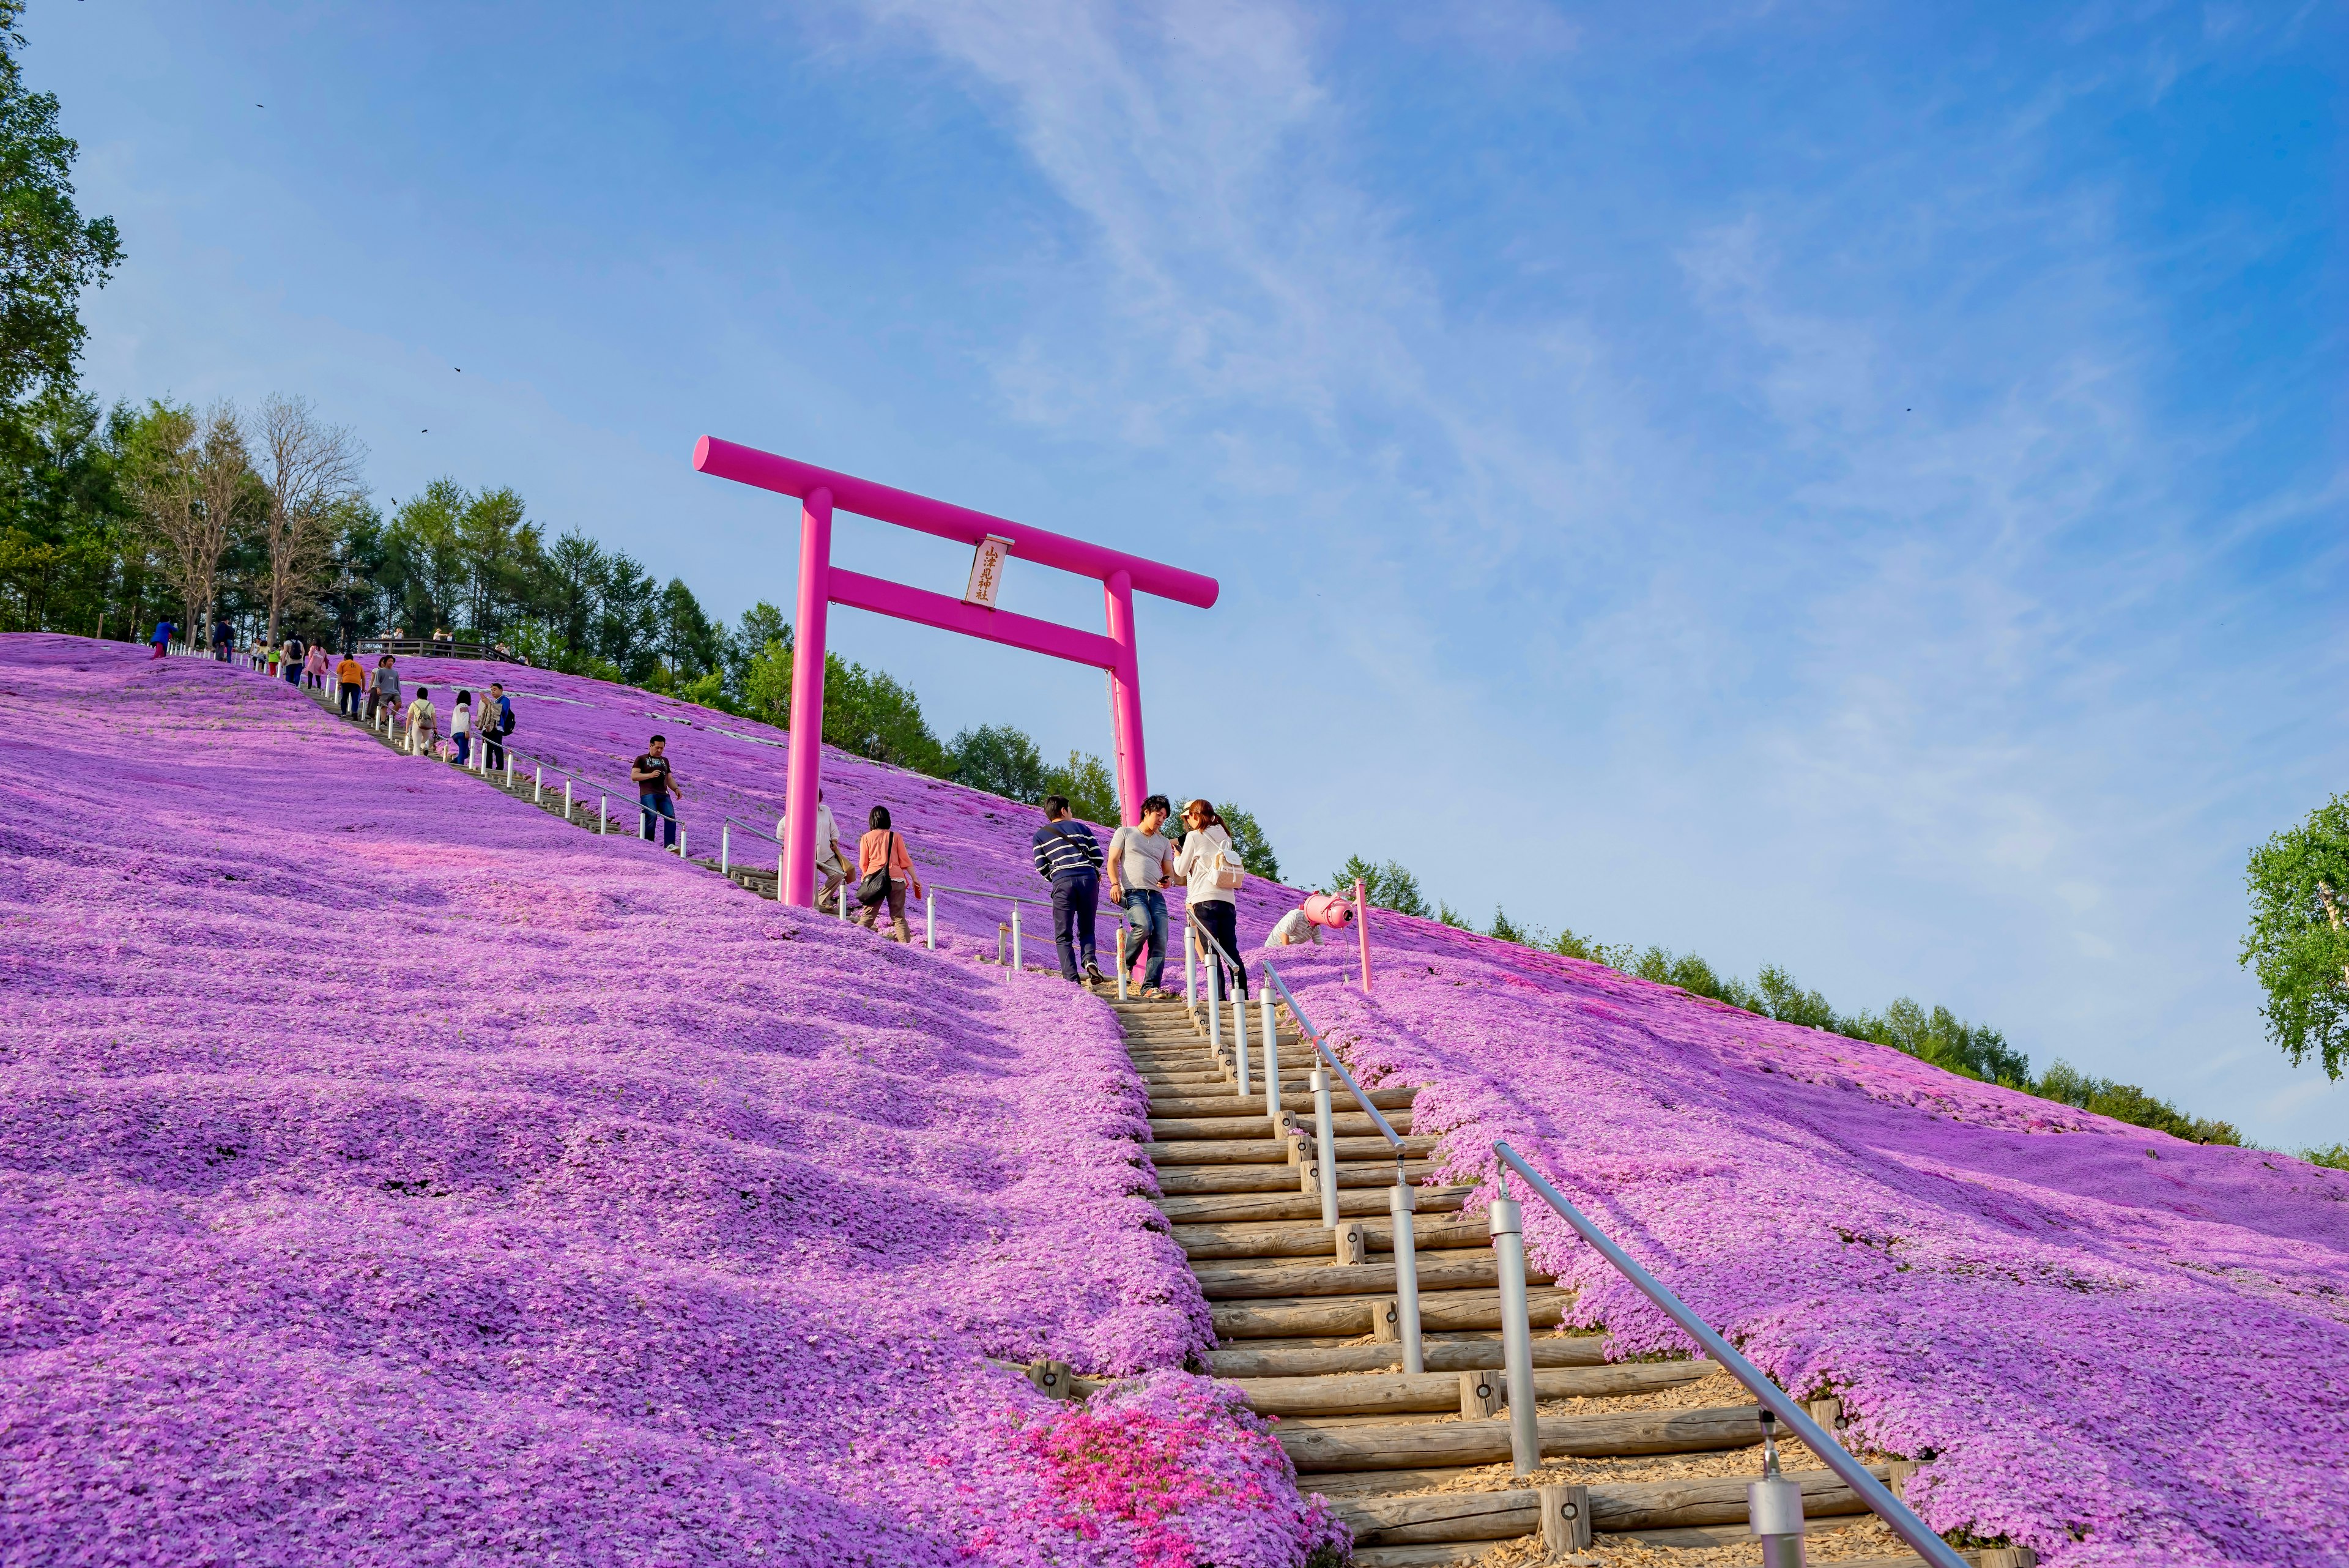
1032, 796, 1107, 984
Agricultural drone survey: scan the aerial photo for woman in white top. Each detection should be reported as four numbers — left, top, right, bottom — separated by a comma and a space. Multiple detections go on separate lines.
450, 688, 473, 768
1173, 798, 1247, 999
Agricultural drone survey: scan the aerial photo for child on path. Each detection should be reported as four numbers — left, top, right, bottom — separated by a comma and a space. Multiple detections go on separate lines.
450, 688, 473, 767
855, 806, 923, 942
303, 644, 328, 689
405, 688, 439, 757
1031, 796, 1107, 985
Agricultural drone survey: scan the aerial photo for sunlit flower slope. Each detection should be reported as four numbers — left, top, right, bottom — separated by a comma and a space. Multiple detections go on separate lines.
0, 637, 1343, 1568
269, 649, 2349, 1563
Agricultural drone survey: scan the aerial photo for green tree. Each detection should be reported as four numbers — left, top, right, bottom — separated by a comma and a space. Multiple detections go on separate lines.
824, 655, 948, 774
1489, 907, 1530, 944
1042, 749, 1118, 823
1752, 964, 1838, 1030
453, 485, 535, 636
725, 600, 789, 700
380, 478, 467, 634
1437, 902, 1472, 929
1216, 803, 1279, 880
1332, 855, 1428, 918
741, 631, 793, 726
538, 529, 607, 658
594, 551, 661, 681
655, 576, 724, 683
0, 2, 121, 409
2241, 793, 2349, 1080
2034, 1060, 2238, 1145
0, 382, 122, 632
950, 723, 1048, 802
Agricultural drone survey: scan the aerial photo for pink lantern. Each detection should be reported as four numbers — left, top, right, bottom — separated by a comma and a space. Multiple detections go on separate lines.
1302, 893, 1355, 929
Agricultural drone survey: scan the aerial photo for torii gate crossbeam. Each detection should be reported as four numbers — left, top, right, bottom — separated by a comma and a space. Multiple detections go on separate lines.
693, 436, 1219, 908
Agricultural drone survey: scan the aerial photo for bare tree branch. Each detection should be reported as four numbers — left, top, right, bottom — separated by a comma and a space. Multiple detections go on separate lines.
258, 393, 366, 645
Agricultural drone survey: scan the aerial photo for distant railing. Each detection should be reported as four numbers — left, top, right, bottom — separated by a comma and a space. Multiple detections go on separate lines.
357, 637, 524, 663
927, 883, 1048, 966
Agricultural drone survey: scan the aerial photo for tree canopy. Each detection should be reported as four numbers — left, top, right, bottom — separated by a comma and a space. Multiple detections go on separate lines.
2242, 792, 2349, 1080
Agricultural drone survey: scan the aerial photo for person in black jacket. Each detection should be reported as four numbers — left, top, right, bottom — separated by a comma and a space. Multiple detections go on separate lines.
1031, 795, 1107, 984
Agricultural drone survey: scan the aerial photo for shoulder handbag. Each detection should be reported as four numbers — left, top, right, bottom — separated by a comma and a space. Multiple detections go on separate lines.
857, 833, 896, 905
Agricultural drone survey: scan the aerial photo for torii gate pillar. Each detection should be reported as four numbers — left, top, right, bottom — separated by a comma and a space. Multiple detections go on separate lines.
695, 438, 1216, 908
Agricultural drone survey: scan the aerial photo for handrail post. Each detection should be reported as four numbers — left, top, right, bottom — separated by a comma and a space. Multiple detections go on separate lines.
533, 765, 543, 804
1114, 925, 1128, 1000
1389, 1176, 1424, 1374
1258, 991, 1278, 1107
563, 779, 572, 820
837, 882, 848, 920
1184, 921, 1197, 1008
1232, 978, 1250, 1098
926, 892, 936, 949
599, 794, 608, 834
1206, 951, 1223, 1056
1011, 906, 1022, 971
1490, 1195, 1539, 1473
721, 825, 730, 875
1751, 1410, 1808, 1567
1310, 1066, 1339, 1228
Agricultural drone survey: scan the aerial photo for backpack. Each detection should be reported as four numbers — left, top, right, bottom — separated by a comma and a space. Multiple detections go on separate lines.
497, 698, 515, 735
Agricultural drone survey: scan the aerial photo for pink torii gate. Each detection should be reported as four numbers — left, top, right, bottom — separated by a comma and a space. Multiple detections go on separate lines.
694, 436, 1220, 908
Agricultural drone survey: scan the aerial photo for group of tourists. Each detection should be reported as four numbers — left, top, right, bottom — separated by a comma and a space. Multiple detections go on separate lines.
1025, 794, 1255, 999
328, 650, 516, 772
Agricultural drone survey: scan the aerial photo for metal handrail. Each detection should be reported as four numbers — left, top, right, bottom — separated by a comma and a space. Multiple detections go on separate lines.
1492, 1140, 1965, 1568
722, 813, 784, 847
1263, 960, 1404, 1149
928, 882, 1050, 907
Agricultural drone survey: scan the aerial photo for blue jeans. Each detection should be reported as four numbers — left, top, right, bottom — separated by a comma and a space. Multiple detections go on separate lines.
1120, 889, 1169, 990
640, 792, 676, 847
453, 732, 470, 765
1050, 872, 1099, 979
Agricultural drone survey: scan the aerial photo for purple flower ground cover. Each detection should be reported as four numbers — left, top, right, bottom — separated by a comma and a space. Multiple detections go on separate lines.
1264, 930, 2349, 1566
0, 636, 1341, 1567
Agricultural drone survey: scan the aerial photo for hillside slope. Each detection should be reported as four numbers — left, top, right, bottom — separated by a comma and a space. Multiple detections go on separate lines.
85, 645, 2349, 1565
0, 636, 1338, 1567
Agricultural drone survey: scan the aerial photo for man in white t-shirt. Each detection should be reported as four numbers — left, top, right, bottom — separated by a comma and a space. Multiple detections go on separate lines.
1107, 793, 1179, 995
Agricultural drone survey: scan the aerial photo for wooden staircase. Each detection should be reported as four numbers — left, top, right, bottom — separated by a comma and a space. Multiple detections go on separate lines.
1118, 994, 1981, 1567
305, 688, 2006, 1566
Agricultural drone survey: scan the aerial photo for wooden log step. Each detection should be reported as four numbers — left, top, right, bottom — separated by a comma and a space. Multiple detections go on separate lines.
1347, 1545, 1489, 1568
1150, 1112, 1414, 1141
1173, 1214, 1484, 1258
1212, 1286, 1570, 1340
1152, 1186, 1470, 1224
1143, 1137, 1291, 1166
1140, 1132, 1434, 1165
1194, 1254, 1547, 1299
1590, 1465, 1887, 1531
1233, 1360, 1720, 1417
1148, 1086, 1417, 1118
1210, 1334, 1609, 1378
1335, 1488, 1535, 1547
1279, 1404, 1763, 1473
1157, 1161, 1438, 1195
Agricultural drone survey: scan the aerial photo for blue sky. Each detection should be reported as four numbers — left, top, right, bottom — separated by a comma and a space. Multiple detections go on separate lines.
43, 2, 2346, 1145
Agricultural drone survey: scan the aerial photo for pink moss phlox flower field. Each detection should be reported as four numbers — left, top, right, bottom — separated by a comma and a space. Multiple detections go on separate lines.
0, 637, 1338, 1567
1264, 927, 2349, 1566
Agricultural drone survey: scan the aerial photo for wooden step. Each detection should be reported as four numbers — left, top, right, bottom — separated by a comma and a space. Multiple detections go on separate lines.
1332, 1466, 1885, 1548
1212, 1287, 1570, 1339
1232, 1360, 1720, 1417
1148, 1135, 1439, 1167
1151, 1187, 1470, 1224
1147, 1086, 1416, 1118
1150, 1112, 1412, 1141
1157, 1161, 1438, 1195
1193, 1255, 1543, 1300
1209, 1335, 1608, 1378
1279, 1404, 1763, 1472
1172, 1215, 1485, 1258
